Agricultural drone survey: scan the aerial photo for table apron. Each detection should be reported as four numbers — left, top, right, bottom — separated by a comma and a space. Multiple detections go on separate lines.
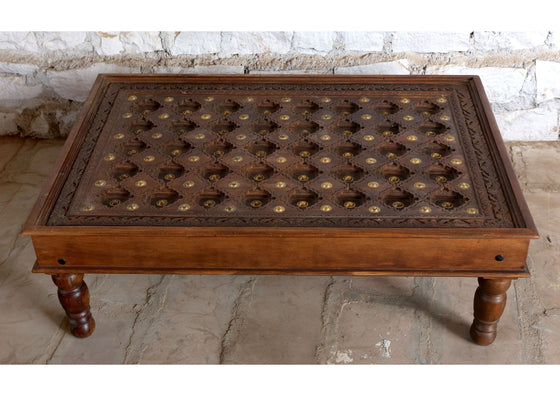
30, 234, 530, 274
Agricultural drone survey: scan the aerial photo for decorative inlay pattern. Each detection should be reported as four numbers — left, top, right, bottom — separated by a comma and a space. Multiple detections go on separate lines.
47, 78, 516, 228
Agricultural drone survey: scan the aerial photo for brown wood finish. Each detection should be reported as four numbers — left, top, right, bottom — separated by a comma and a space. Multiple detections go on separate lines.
470, 278, 512, 346
52, 274, 95, 338
22, 74, 538, 345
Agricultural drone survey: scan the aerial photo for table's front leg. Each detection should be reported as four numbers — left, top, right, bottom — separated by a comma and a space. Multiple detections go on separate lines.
52, 274, 95, 338
470, 277, 512, 346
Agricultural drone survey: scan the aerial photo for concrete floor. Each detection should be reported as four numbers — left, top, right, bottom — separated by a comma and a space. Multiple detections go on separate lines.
0, 136, 558, 364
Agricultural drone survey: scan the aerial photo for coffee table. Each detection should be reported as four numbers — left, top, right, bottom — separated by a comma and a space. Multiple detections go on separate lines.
23, 74, 538, 346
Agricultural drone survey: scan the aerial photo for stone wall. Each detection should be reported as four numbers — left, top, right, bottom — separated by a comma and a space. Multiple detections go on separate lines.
1, 31, 559, 140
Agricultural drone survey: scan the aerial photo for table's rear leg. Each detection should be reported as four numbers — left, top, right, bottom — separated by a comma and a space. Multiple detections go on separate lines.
52, 274, 95, 338
469, 277, 512, 346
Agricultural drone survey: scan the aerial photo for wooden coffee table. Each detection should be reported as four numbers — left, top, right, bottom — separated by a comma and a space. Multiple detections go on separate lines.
23, 74, 538, 346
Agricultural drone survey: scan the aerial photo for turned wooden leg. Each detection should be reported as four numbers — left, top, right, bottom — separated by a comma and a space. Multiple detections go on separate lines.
52, 274, 95, 338
469, 277, 512, 346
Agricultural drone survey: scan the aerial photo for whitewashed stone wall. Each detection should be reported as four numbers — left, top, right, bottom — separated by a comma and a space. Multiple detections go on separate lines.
0, 31, 559, 140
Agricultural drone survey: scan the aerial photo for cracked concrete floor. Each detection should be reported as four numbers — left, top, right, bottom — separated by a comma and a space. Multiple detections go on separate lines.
0, 136, 558, 364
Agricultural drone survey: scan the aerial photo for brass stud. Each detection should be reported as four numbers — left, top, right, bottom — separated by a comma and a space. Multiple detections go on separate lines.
164, 97, 174, 102
343, 130, 353, 137
183, 181, 195, 188
259, 129, 269, 136
171, 149, 182, 156
366, 157, 377, 164
127, 203, 139, 211
321, 98, 331, 103
388, 176, 400, 183
445, 135, 455, 142
281, 97, 291, 103
360, 97, 370, 103
276, 157, 287, 164
451, 158, 463, 165
142, 109, 151, 116
392, 201, 405, 209
321, 157, 331, 164
321, 182, 333, 189
383, 131, 394, 137
224, 206, 236, 213
94, 180, 106, 187
414, 182, 426, 189
344, 201, 356, 209
253, 174, 265, 181
401, 98, 410, 104
204, 97, 214, 102
298, 175, 309, 182
122, 113, 133, 119
297, 201, 309, 208
280, 115, 290, 121
182, 110, 192, 115
320, 135, 331, 141
177, 129, 186, 135
201, 114, 211, 120
156, 199, 168, 207
194, 133, 205, 140
361, 114, 372, 120
152, 132, 163, 139
321, 205, 333, 212
440, 115, 450, 121
135, 180, 147, 187
246, 97, 254, 102
250, 200, 263, 208
441, 201, 453, 209
127, 150, 137, 156
159, 113, 170, 120
135, 129, 144, 135
274, 205, 285, 213
239, 114, 249, 120
300, 129, 310, 136
410, 158, 421, 164
128, 95, 137, 101
114, 133, 125, 139
143, 155, 155, 162
204, 200, 216, 208
422, 111, 431, 117
104, 154, 116, 161
276, 181, 286, 188
300, 151, 310, 158
209, 174, 220, 181
301, 110, 311, 116
229, 181, 240, 188
386, 153, 397, 159
233, 156, 243, 162
236, 134, 246, 140
435, 176, 447, 183
223, 110, 232, 116
109, 199, 121, 207
431, 152, 442, 159
343, 175, 354, 182
407, 135, 418, 141
82, 204, 94, 212
368, 181, 379, 188
255, 150, 266, 158
279, 134, 289, 140
459, 182, 470, 189
467, 208, 479, 215
188, 155, 200, 162
363, 135, 374, 141
343, 152, 353, 158
420, 206, 431, 214
426, 131, 436, 137
403, 115, 414, 121
369, 206, 381, 213
119, 174, 129, 181
437, 97, 447, 104
321, 114, 332, 120
178, 204, 191, 211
